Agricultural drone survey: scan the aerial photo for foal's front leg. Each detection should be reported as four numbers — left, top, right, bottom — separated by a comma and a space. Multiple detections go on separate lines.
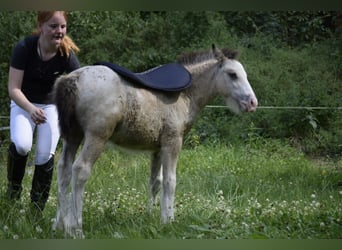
160, 138, 182, 223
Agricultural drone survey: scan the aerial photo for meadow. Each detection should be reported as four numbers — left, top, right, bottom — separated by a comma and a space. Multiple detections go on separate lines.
0, 11, 340, 240
0, 138, 341, 239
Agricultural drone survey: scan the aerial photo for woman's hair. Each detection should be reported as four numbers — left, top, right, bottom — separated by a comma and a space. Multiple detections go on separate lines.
34, 11, 80, 58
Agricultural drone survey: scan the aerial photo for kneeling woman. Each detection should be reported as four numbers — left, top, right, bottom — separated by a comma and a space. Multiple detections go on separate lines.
6, 11, 80, 212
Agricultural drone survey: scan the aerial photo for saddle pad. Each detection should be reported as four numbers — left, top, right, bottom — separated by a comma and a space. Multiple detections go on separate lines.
94, 62, 192, 92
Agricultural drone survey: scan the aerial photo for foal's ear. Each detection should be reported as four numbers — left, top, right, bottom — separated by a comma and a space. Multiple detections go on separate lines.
212, 44, 225, 61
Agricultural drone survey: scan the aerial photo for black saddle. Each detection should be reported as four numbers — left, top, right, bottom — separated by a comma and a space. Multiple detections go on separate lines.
94, 62, 192, 92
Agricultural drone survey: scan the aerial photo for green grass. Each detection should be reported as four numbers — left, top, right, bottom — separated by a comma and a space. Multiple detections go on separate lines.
0, 139, 341, 239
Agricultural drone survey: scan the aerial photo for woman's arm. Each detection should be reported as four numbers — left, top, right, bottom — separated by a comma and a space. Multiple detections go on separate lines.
8, 66, 46, 124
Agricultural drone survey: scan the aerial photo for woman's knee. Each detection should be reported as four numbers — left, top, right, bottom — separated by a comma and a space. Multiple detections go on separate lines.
35, 153, 54, 166
12, 142, 31, 156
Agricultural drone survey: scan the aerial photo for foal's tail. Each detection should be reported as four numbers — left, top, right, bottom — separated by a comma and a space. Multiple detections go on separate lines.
52, 73, 81, 138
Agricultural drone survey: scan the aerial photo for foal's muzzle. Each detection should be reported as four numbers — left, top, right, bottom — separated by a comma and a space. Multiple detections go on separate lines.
240, 94, 258, 112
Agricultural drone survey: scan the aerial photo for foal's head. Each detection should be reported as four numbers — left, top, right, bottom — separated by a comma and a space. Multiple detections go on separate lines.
212, 44, 258, 113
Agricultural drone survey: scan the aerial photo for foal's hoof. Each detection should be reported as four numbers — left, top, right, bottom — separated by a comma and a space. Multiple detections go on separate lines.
72, 229, 85, 239
161, 215, 175, 224
65, 227, 85, 239
51, 217, 64, 232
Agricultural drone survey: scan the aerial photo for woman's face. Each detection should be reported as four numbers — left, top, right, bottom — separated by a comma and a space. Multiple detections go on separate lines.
39, 11, 67, 48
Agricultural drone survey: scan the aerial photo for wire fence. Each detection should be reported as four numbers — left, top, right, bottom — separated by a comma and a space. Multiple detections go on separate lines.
0, 105, 341, 152
0, 115, 9, 132
206, 105, 342, 110
0, 105, 341, 132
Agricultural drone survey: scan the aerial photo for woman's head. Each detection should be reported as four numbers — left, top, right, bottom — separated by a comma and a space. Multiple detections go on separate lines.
37, 11, 67, 48
35, 11, 79, 57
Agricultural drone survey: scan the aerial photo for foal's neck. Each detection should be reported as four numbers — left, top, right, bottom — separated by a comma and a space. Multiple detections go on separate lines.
184, 60, 218, 109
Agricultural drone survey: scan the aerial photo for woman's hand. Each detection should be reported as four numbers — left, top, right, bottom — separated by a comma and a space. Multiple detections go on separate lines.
29, 106, 47, 125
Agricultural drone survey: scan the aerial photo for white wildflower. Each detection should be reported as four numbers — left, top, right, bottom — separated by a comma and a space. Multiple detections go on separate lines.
241, 222, 249, 229
311, 201, 320, 208
36, 225, 43, 234
113, 231, 124, 239
225, 208, 231, 214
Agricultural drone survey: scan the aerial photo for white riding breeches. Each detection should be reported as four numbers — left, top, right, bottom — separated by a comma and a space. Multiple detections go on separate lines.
10, 101, 60, 165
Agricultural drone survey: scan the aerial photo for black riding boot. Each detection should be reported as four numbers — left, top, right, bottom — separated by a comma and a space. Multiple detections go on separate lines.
6, 142, 28, 199
30, 156, 54, 212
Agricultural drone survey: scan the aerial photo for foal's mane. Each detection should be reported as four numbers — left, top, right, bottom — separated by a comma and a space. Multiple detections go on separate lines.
221, 48, 240, 60
176, 47, 239, 66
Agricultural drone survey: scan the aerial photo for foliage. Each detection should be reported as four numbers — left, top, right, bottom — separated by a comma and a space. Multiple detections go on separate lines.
0, 12, 35, 129
222, 11, 339, 46
0, 11, 340, 156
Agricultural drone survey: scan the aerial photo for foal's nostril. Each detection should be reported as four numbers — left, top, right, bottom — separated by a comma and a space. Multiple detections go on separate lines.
250, 97, 258, 111
251, 98, 256, 107
247, 95, 258, 111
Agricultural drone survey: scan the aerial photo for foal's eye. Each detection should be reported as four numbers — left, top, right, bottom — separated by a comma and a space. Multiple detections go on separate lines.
228, 72, 238, 80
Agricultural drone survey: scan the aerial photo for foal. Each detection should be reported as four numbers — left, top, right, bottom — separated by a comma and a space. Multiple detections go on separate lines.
52, 45, 257, 238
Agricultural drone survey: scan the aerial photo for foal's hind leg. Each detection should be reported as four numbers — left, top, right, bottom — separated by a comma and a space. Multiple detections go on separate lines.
148, 152, 162, 212
53, 137, 81, 232
65, 135, 107, 238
